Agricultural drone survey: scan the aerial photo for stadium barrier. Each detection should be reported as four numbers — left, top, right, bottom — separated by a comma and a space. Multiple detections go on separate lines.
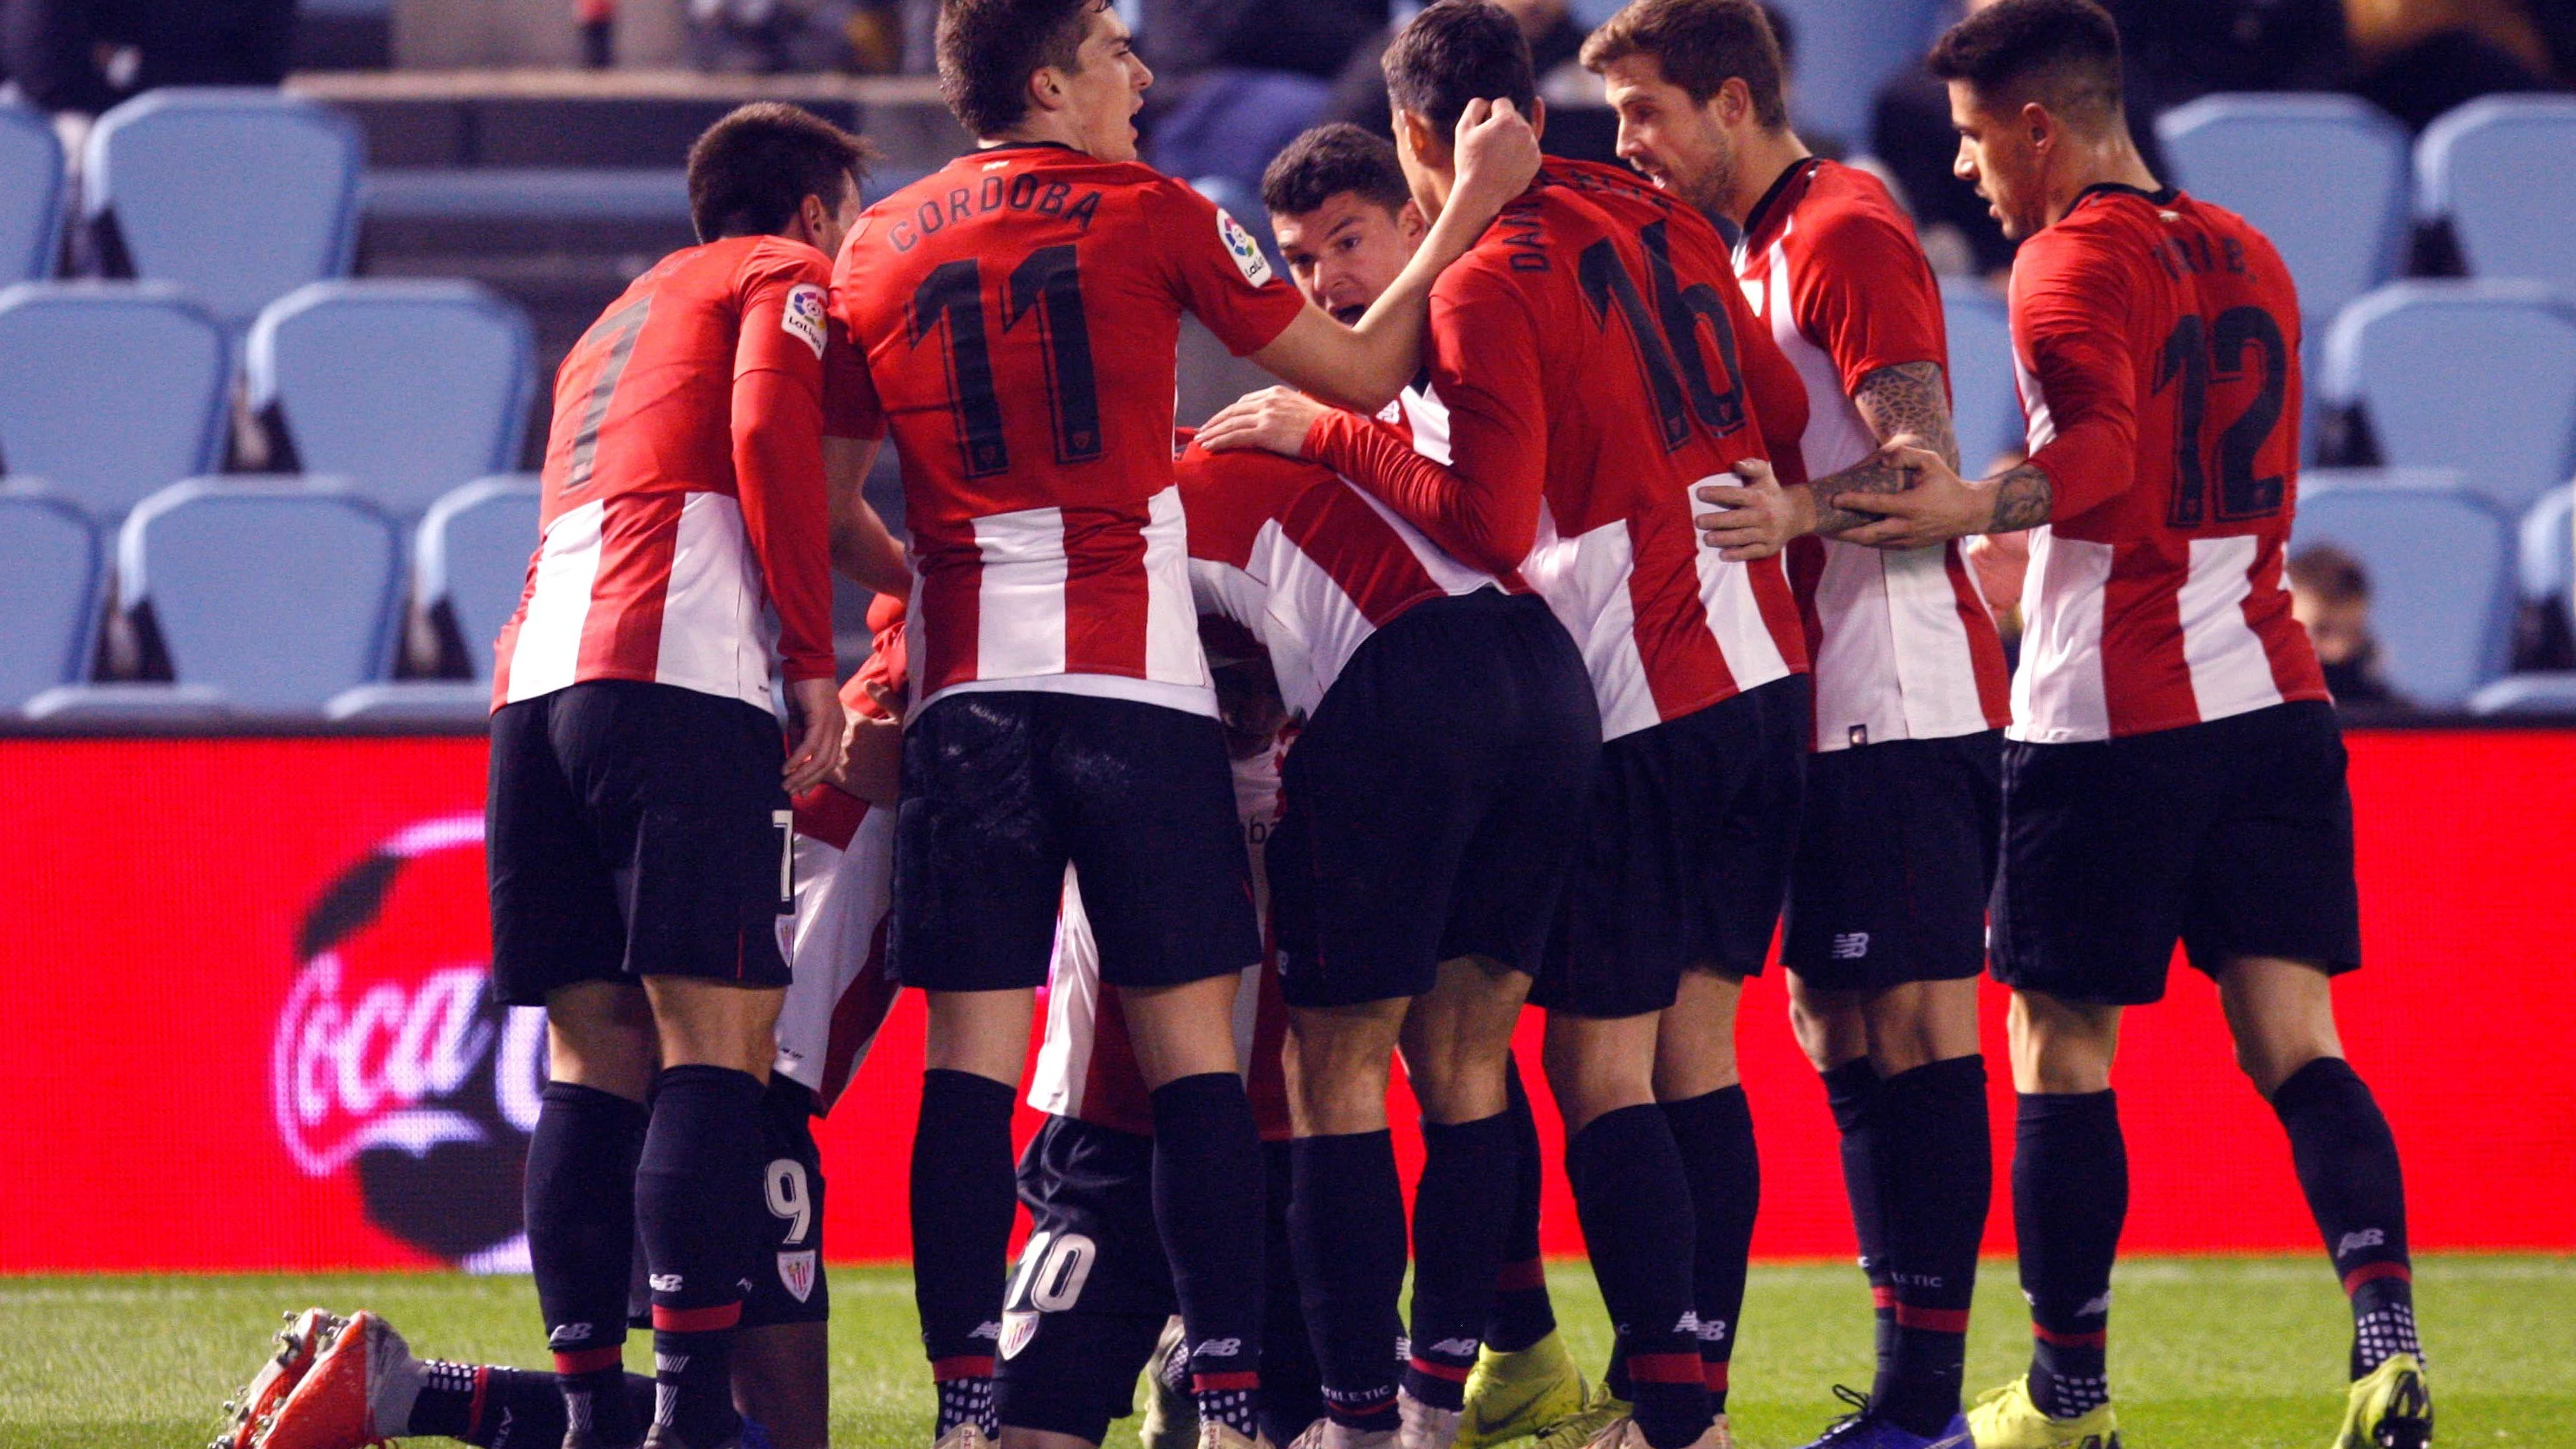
1, 727, 2569, 1273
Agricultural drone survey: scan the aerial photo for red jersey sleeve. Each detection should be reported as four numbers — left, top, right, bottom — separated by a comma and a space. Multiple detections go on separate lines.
732, 244, 838, 685
2013, 226, 2140, 522
1792, 207, 1948, 396
1148, 178, 1308, 358
1307, 263, 1547, 575
821, 315, 885, 441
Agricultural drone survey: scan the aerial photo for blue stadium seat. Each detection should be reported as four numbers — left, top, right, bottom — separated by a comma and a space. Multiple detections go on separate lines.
0, 489, 99, 710
0, 283, 231, 518
2321, 281, 2576, 517
118, 478, 400, 711
1764, 0, 1946, 147
2294, 476, 2514, 707
2521, 483, 2573, 605
2156, 94, 2412, 324
2467, 673, 2576, 716
1941, 279, 2023, 467
417, 476, 539, 679
2417, 95, 2576, 294
0, 103, 65, 283
81, 89, 361, 329
247, 282, 536, 517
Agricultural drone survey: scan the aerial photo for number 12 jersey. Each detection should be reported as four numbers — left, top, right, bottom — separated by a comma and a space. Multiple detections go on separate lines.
829, 142, 1307, 718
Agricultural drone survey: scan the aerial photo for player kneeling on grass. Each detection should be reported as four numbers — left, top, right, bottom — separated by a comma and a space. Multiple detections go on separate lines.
218, 611, 916, 1449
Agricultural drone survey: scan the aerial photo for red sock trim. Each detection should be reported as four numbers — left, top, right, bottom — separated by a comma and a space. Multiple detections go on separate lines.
465, 1366, 490, 1438
1870, 1285, 1897, 1310
1895, 1305, 1972, 1334
1626, 1352, 1706, 1385
2032, 1325, 2107, 1348
1494, 1258, 1547, 1292
1193, 1371, 1262, 1392
552, 1346, 624, 1376
2343, 1261, 2411, 1295
1701, 1360, 1730, 1393
650, 1302, 741, 1334
1409, 1356, 1473, 1383
931, 1356, 996, 1382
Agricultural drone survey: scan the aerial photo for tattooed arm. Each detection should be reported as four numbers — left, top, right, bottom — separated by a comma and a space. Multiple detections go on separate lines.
1851, 361, 1960, 471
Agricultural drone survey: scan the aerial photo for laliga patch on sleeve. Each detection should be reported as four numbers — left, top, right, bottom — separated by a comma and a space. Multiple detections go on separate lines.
782, 283, 829, 360
1216, 207, 1274, 288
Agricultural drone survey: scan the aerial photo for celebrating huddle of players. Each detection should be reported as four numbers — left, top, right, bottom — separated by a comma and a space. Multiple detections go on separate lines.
212, 3, 2438, 1449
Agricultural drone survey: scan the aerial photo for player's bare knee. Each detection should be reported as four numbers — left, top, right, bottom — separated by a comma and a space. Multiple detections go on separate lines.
1786, 972, 1868, 1074
647, 977, 786, 1075
1863, 977, 1982, 1076
2007, 989, 2118, 1095
1287, 1003, 1402, 1135
1120, 972, 1246, 1088
1542, 1011, 1658, 1134
923, 986, 1038, 1085
545, 981, 656, 1099
2216, 955, 2343, 1096
1400, 957, 1526, 1123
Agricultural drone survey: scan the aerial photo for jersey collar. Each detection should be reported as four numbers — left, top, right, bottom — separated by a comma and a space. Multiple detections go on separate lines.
1738, 155, 1824, 248
2071, 179, 2180, 214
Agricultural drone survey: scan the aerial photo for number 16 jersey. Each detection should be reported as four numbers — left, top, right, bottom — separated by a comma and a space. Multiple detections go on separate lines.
829, 142, 1307, 716
2010, 184, 2326, 744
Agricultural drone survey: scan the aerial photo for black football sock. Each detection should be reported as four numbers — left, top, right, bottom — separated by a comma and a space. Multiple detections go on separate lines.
1821, 1058, 1896, 1381
409, 1364, 659, 1448
1566, 1105, 1709, 1449
1260, 1139, 1329, 1446
912, 1069, 1018, 1438
1289, 1130, 1404, 1433
2269, 1056, 2421, 1378
1872, 1056, 1990, 1435
1407, 1110, 1516, 1409
1662, 1086, 1757, 1416
1153, 1072, 1267, 1439
2014, 1090, 2124, 1420
637, 1064, 765, 1447
1485, 1059, 1558, 1355
525, 1081, 649, 1447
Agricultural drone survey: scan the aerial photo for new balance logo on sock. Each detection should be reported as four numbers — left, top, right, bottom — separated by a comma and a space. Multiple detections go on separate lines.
1694, 1318, 1727, 1342
1427, 1337, 1480, 1357
1194, 1337, 1245, 1358
2338, 1229, 2388, 1259
971, 1320, 1002, 1342
648, 1273, 683, 1292
1675, 1311, 1703, 1335
1832, 932, 1870, 959
2078, 1294, 2111, 1318
548, 1323, 594, 1347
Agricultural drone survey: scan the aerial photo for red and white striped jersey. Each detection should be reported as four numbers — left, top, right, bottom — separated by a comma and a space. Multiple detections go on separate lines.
1304, 159, 1812, 742
1030, 737, 1292, 1140
493, 234, 837, 714
774, 598, 907, 1111
1735, 159, 2011, 752
1181, 391, 1501, 717
828, 144, 1309, 720
2009, 185, 2326, 743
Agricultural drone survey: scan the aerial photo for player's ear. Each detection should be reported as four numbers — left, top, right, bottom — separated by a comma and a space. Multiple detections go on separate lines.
1396, 200, 1428, 241
1528, 95, 1546, 143
2021, 100, 2052, 155
1394, 106, 1436, 166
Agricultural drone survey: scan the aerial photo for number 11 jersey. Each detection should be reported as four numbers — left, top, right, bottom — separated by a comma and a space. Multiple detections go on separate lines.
829, 142, 1307, 716
2009, 183, 2326, 744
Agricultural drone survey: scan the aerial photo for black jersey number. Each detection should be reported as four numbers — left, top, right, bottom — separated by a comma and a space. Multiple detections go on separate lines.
908, 246, 1104, 479
1577, 220, 1747, 454
2155, 305, 2288, 526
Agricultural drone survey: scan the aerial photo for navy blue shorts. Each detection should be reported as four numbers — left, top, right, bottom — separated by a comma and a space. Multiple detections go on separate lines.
488, 679, 792, 1006
889, 691, 1262, 993
1990, 701, 2361, 1006
1782, 730, 2001, 991
1270, 590, 1598, 1008
1532, 675, 1810, 1019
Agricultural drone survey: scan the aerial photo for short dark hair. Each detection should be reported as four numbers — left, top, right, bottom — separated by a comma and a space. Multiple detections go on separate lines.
1927, 0, 2124, 127
936, 0, 1097, 139
1579, 0, 1787, 128
1261, 123, 1411, 219
2288, 543, 2371, 603
686, 102, 873, 243
1382, 0, 1537, 145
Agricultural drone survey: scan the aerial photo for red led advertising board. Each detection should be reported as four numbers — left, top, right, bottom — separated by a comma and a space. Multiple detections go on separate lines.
0, 730, 2568, 1272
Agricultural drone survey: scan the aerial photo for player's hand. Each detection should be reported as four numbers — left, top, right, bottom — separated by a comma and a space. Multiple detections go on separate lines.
1448, 97, 1541, 224
1692, 458, 1813, 561
1965, 530, 2031, 615
834, 684, 905, 805
1197, 387, 1329, 459
782, 675, 848, 796
1832, 439, 1990, 550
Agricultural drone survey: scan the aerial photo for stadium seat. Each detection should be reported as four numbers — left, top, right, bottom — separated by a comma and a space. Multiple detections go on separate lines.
247, 282, 537, 517
118, 478, 400, 712
0, 103, 64, 283
2319, 281, 2576, 517
2294, 477, 2515, 707
0, 283, 231, 518
2156, 94, 2412, 325
1941, 279, 2024, 467
21, 681, 231, 722
2466, 673, 2576, 716
322, 681, 491, 725
2417, 95, 2576, 294
2521, 484, 2574, 604
1766, 0, 1946, 146
81, 89, 361, 329
0, 490, 100, 710
417, 476, 539, 679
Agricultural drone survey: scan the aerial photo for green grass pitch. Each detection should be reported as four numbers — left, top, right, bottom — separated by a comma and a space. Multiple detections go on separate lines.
1, 1255, 2566, 1448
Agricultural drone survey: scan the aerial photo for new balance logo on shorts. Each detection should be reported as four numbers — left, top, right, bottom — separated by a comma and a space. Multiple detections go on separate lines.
2339, 1228, 2388, 1258
1832, 932, 1870, 959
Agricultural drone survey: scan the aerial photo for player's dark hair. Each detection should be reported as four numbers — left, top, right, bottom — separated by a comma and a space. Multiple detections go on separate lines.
1382, 0, 1538, 146
936, 0, 1099, 139
1579, 0, 1789, 129
686, 102, 873, 243
1927, 0, 2124, 128
2288, 543, 2371, 604
1261, 123, 1412, 220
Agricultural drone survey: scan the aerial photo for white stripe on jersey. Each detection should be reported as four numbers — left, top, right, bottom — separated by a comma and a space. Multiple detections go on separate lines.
970, 504, 1071, 680
501, 497, 606, 705
2177, 534, 2288, 722
655, 493, 778, 707
776, 807, 896, 1095
1142, 485, 1204, 686
2010, 525, 2114, 744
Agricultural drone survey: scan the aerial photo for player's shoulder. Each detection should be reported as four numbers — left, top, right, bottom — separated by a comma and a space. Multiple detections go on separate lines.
730, 232, 832, 285
1178, 435, 1337, 512
1792, 160, 1922, 250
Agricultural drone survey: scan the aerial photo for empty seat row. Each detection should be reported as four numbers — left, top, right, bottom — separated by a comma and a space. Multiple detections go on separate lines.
0, 278, 533, 519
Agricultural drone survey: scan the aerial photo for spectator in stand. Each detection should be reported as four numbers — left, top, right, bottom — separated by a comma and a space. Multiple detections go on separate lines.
2288, 544, 2407, 710
1141, 0, 1386, 200
0, 0, 295, 117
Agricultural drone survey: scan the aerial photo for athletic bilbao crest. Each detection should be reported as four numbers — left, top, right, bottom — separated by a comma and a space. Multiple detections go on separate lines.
999, 1310, 1040, 1361
270, 813, 545, 1269
777, 1249, 818, 1303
